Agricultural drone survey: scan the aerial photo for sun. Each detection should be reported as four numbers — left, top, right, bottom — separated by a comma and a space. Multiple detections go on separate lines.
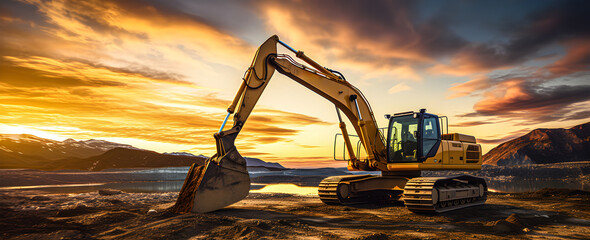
0, 124, 67, 141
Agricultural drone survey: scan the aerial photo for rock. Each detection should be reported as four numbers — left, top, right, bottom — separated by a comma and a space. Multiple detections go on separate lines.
107, 199, 123, 204
22, 205, 40, 211
147, 209, 157, 214
56, 205, 92, 217
30, 196, 51, 201
493, 213, 525, 232
99, 189, 124, 196
102, 227, 126, 236
351, 233, 391, 240
238, 219, 270, 230
493, 220, 517, 232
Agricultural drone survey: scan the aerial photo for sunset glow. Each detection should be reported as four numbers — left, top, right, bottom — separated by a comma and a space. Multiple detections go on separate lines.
1, 0, 589, 168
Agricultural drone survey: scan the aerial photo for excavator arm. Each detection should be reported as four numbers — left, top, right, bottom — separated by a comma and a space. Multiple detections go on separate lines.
172, 35, 389, 213
222, 35, 387, 171
272, 55, 387, 170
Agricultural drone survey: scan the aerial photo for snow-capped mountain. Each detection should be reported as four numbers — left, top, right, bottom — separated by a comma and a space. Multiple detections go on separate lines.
163, 152, 208, 158
0, 134, 284, 171
67, 148, 206, 171
163, 153, 285, 169
0, 134, 138, 161
245, 157, 285, 169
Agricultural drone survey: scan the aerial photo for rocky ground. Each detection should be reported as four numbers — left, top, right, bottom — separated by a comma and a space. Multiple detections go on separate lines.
0, 189, 589, 240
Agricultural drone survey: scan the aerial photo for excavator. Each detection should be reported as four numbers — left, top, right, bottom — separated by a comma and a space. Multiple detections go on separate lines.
172, 35, 487, 214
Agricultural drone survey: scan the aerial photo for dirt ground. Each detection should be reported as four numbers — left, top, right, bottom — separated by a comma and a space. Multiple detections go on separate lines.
0, 189, 588, 240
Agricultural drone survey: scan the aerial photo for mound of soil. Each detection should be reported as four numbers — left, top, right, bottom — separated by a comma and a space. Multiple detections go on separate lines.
492, 213, 525, 232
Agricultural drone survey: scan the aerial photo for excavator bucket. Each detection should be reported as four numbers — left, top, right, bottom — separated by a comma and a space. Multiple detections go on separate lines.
171, 36, 279, 213
171, 130, 250, 213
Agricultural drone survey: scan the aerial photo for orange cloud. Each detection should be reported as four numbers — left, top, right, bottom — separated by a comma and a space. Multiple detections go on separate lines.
0, 55, 329, 151
0, 0, 343, 164
546, 38, 590, 76
387, 82, 412, 94
447, 76, 492, 98
260, 156, 346, 169
255, 0, 466, 81
454, 75, 590, 124
3, 56, 188, 86
449, 121, 494, 127
4, 0, 254, 86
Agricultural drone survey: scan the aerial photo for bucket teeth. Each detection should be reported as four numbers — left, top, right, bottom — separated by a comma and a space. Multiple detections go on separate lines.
170, 163, 206, 213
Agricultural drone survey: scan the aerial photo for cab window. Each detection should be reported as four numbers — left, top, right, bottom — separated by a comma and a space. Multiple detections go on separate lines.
422, 116, 439, 157
388, 115, 418, 162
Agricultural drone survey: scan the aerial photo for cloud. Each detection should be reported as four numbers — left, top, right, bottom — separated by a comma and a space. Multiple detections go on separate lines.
561, 110, 590, 122
0, 54, 330, 149
1, 0, 255, 82
433, 0, 590, 75
2, 56, 189, 86
248, 110, 330, 126
477, 128, 532, 144
447, 76, 492, 98
254, 0, 589, 87
546, 38, 590, 76
449, 121, 494, 127
477, 135, 519, 144
260, 156, 345, 169
254, 0, 465, 80
0, 0, 339, 157
447, 1, 590, 124
250, 137, 286, 144
3, 0, 589, 166
387, 82, 412, 94
455, 76, 590, 123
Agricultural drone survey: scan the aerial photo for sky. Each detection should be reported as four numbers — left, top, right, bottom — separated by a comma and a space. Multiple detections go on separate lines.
0, 0, 589, 168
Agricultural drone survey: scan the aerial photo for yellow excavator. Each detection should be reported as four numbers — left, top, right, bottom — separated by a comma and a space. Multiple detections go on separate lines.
172, 35, 487, 214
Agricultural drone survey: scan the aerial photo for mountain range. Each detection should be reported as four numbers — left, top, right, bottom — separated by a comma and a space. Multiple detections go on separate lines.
483, 122, 590, 166
163, 153, 285, 170
0, 134, 284, 171
246, 157, 285, 169
0, 134, 135, 160
0, 134, 139, 170
2, 121, 587, 170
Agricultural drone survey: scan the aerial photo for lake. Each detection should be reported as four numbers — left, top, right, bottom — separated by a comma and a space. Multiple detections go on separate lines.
0, 167, 587, 194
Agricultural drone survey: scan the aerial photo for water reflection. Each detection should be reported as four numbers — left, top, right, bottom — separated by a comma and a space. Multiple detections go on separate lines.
0, 183, 105, 190
6, 179, 589, 194
487, 179, 589, 193
6, 181, 185, 194
250, 183, 318, 195
3, 166, 588, 194
7, 181, 314, 194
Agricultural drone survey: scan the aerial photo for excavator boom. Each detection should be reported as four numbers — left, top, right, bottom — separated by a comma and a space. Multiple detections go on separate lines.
172, 35, 388, 213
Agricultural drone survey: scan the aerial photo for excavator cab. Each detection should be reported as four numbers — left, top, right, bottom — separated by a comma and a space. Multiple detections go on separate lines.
386, 109, 441, 163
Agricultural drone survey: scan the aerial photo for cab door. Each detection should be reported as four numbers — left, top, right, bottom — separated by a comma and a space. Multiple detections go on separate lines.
417, 111, 441, 161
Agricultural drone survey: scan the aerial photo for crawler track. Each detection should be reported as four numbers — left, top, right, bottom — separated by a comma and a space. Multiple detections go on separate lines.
319, 174, 487, 213
318, 175, 404, 205
318, 175, 375, 204
402, 175, 487, 213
